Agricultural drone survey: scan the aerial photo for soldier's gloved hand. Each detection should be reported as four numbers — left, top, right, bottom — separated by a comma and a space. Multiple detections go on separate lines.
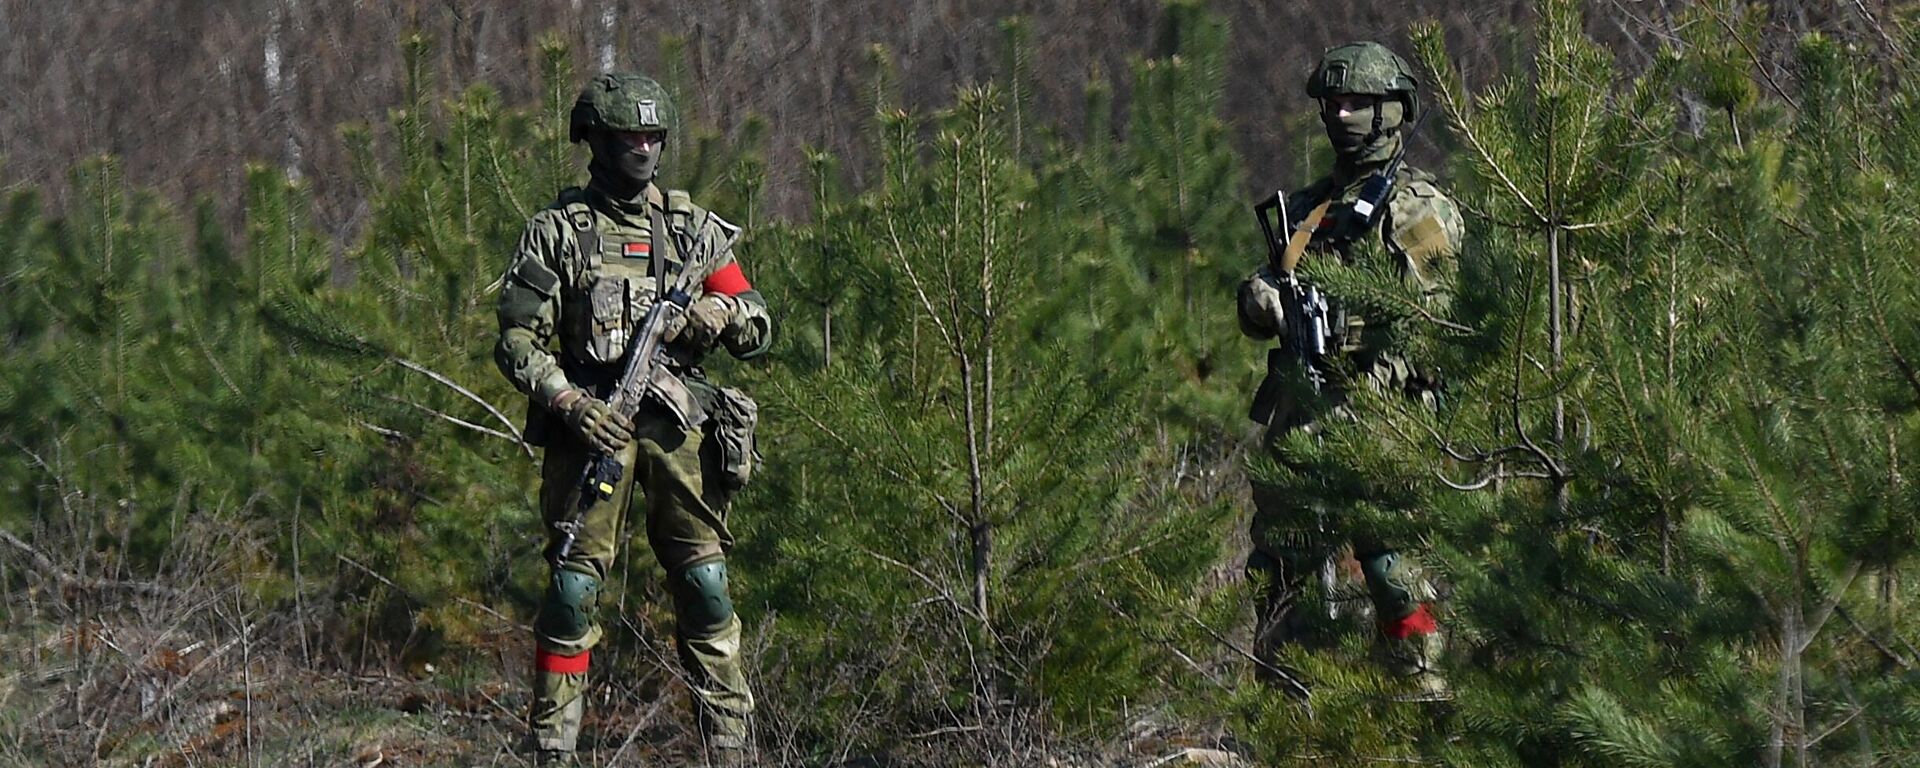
552, 389, 633, 453
1237, 271, 1286, 339
664, 294, 738, 352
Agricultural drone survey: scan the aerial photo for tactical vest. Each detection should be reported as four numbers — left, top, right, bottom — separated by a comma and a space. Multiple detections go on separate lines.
555, 187, 694, 368
1288, 168, 1450, 354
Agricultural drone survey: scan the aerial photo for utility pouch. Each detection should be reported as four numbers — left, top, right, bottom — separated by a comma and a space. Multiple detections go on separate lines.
645, 367, 708, 431
709, 387, 760, 489
585, 277, 633, 364
1248, 348, 1287, 425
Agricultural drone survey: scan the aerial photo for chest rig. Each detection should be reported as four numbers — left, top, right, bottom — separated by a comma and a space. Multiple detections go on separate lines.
560, 190, 689, 367
1281, 172, 1406, 358
1292, 183, 1395, 261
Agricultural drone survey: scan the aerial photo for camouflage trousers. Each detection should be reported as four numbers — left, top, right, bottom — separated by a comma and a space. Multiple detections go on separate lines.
1244, 355, 1443, 674
529, 403, 753, 755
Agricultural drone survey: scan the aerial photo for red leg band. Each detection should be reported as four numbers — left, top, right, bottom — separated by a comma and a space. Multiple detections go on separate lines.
536, 648, 591, 674
1380, 604, 1439, 640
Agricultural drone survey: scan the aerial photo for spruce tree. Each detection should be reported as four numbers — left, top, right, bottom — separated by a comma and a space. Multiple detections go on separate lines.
1223, 1, 1920, 765
737, 71, 1222, 757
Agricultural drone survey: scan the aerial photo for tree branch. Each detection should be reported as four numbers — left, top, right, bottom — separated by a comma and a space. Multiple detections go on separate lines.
389, 356, 526, 448
382, 394, 534, 458
848, 543, 985, 625
0, 528, 180, 600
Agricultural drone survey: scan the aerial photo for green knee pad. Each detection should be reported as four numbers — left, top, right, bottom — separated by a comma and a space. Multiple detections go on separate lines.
1356, 549, 1422, 619
670, 561, 735, 634
537, 568, 601, 642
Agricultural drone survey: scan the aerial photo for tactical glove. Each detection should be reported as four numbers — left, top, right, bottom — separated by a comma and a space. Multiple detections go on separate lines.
553, 389, 633, 453
1237, 271, 1286, 339
664, 293, 738, 352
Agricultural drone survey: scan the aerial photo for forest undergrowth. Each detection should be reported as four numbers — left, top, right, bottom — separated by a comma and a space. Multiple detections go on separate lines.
4, 1, 1919, 766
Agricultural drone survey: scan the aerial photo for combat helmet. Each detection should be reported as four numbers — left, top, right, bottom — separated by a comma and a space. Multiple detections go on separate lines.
1305, 41, 1420, 121
568, 72, 675, 143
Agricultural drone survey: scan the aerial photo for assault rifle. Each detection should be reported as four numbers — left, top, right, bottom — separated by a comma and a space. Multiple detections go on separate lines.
550, 211, 708, 567
1247, 122, 1420, 424
1249, 188, 1334, 424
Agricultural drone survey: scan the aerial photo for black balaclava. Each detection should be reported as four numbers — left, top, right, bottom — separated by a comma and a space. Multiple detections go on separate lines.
586, 130, 662, 201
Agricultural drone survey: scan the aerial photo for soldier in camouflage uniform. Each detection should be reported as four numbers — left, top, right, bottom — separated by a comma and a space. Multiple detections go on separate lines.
494, 72, 773, 764
1235, 42, 1463, 699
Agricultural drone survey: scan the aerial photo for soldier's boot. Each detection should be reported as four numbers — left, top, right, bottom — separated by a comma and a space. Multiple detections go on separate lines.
1373, 604, 1451, 702
671, 561, 756, 766
529, 568, 604, 758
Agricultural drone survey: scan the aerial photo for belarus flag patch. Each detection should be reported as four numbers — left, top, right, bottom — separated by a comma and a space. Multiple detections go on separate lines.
622, 240, 652, 259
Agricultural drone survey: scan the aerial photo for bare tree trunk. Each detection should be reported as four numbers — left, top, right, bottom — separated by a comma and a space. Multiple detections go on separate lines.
960, 353, 990, 628
970, 521, 991, 628
264, 1, 302, 180
1766, 603, 1810, 768
822, 306, 833, 368
597, 1, 616, 73
1549, 222, 1569, 517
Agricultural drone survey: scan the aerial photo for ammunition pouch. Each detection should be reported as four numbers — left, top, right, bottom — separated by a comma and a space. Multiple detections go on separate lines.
646, 366, 708, 431
707, 387, 760, 490
580, 275, 662, 365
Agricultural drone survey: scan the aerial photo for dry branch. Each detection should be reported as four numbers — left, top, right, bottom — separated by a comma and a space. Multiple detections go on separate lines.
0, 528, 180, 600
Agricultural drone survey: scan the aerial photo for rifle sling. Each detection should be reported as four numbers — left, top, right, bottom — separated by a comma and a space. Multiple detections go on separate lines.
1281, 198, 1335, 273
648, 194, 672, 297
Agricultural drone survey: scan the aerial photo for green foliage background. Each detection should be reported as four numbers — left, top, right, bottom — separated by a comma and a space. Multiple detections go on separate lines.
3, 0, 1919, 765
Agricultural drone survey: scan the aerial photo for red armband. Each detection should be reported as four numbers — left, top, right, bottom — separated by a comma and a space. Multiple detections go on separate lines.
703, 263, 752, 296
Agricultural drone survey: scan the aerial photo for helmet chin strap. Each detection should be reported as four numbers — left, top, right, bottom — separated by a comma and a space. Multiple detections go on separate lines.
1340, 97, 1405, 166
1367, 97, 1386, 146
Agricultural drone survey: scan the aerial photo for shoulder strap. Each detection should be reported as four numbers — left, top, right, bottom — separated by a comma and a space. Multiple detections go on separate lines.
646, 187, 673, 296
565, 199, 602, 273
1281, 197, 1336, 273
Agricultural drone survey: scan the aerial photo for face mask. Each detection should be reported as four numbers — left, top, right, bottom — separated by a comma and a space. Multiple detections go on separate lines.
587, 131, 662, 197
1322, 98, 1405, 161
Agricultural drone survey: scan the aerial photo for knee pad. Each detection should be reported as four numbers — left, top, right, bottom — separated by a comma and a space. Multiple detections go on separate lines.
669, 560, 735, 634
1356, 549, 1433, 617
537, 568, 601, 642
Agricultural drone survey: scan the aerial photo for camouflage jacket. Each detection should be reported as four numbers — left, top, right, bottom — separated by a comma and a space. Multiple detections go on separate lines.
1239, 163, 1463, 390
494, 183, 773, 408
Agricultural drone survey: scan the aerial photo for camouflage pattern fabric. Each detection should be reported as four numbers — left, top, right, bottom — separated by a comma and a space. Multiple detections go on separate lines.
1304, 41, 1420, 102
569, 72, 676, 141
496, 180, 769, 755
495, 184, 772, 408
1237, 155, 1461, 695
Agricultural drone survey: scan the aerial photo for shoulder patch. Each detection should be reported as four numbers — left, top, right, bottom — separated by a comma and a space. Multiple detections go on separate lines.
1398, 216, 1451, 264
509, 257, 560, 297
1388, 181, 1460, 266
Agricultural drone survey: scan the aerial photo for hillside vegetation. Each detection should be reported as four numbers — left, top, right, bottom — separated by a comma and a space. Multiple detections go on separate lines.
2, 1, 1918, 766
